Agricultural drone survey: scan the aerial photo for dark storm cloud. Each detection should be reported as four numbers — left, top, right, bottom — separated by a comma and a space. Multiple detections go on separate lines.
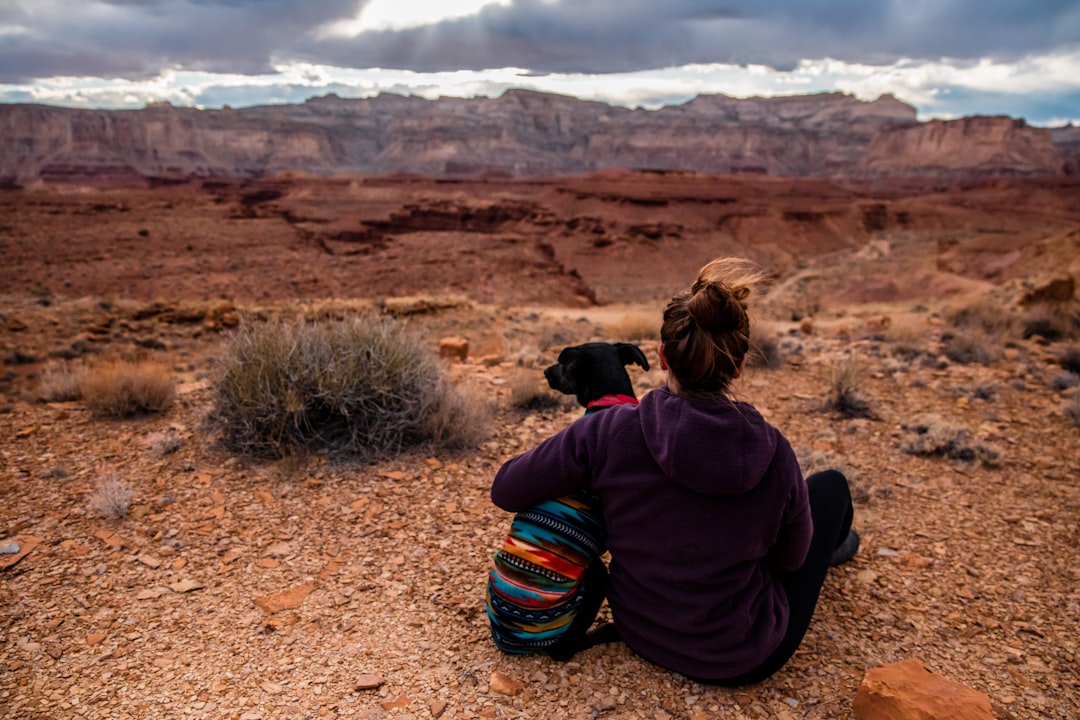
303, 0, 1080, 74
0, 0, 364, 83
2, 0, 1078, 83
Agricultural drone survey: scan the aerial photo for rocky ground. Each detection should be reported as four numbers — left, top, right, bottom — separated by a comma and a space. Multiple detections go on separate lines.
1, 176, 1079, 719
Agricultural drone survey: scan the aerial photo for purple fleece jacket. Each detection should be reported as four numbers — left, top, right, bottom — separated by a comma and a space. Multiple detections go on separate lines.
491, 386, 812, 680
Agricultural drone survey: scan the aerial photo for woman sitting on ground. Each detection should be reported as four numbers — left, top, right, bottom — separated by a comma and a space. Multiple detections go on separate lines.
490, 256, 859, 685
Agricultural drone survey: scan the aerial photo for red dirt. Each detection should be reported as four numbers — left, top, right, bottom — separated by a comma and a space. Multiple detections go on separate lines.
1, 172, 1078, 720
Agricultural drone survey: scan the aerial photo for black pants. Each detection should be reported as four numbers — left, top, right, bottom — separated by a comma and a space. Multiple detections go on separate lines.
696, 469, 854, 686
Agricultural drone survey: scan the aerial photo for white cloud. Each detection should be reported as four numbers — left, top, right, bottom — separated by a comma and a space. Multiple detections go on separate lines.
320, 0, 513, 37
4, 52, 1079, 126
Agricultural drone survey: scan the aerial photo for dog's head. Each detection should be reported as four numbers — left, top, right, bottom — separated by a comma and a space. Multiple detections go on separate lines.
544, 342, 650, 407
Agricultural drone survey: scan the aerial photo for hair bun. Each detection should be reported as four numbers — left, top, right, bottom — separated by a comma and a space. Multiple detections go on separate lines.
660, 257, 763, 396
687, 282, 744, 333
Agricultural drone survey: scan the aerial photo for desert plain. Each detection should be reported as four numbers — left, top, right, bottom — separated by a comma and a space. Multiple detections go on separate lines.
1, 171, 1078, 719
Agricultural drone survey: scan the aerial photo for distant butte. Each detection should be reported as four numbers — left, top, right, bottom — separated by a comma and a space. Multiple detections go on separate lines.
1, 91, 1077, 186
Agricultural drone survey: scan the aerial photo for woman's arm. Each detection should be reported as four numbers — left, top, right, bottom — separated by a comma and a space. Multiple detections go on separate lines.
490, 419, 595, 511
768, 438, 813, 573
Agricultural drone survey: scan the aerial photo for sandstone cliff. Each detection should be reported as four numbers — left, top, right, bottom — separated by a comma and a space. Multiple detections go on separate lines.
856, 116, 1064, 177
0, 90, 1069, 184
1050, 125, 1080, 175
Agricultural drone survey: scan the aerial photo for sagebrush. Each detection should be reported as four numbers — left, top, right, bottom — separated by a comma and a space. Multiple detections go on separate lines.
38, 363, 85, 402
1022, 305, 1079, 342
80, 360, 175, 418
941, 329, 1000, 366
1066, 395, 1080, 431
508, 367, 562, 411
1060, 346, 1080, 375
822, 353, 873, 418
603, 310, 659, 343
210, 316, 491, 459
748, 321, 783, 370
89, 477, 134, 521
901, 415, 1001, 466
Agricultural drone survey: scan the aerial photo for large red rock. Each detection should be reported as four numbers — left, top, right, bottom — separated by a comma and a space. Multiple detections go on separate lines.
853, 659, 993, 720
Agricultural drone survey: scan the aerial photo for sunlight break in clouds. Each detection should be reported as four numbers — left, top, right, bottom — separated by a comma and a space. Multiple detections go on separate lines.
321, 0, 513, 37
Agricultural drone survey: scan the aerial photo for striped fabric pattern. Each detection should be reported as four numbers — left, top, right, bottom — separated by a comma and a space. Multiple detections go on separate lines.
486, 490, 605, 653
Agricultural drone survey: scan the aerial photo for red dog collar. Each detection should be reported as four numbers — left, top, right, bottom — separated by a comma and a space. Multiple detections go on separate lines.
586, 394, 640, 409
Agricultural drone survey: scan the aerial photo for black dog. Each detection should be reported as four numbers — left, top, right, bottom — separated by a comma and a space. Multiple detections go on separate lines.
544, 342, 650, 411
486, 342, 649, 658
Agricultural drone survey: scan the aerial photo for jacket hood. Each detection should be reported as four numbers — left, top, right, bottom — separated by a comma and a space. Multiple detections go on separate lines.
637, 386, 779, 495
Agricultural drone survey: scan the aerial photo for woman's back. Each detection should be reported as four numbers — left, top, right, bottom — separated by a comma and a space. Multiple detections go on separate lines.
569, 386, 812, 678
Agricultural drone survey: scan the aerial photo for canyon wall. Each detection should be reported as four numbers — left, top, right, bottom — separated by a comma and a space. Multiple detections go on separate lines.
0, 90, 1070, 185
856, 116, 1063, 177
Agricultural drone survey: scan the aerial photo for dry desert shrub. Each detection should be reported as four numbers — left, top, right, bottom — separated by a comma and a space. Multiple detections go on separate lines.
886, 316, 932, 360
1050, 372, 1079, 392
797, 449, 873, 504
424, 378, 495, 450
941, 329, 1000, 366
210, 315, 488, 459
89, 476, 134, 521
80, 360, 176, 418
1066, 395, 1080, 430
146, 429, 183, 457
603, 310, 659, 343
508, 367, 562, 411
900, 415, 1001, 466
42, 465, 70, 480
748, 320, 783, 369
1021, 303, 1079, 342
1058, 346, 1080, 375
38, 362, 85, 402
822, 352, 873, 418
946, 301, 1017, 336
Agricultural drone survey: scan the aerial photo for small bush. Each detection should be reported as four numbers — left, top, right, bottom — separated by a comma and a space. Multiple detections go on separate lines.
1066, 396, 1080, 430
508, 367, 562, 410
1051, 372, 1080, 392
886, 317, 931, 361
42, 465, 70, 480
796, 448, 871, 503
39, 363, 85, 402
900, 415, 1001, 466
748, 322, 783, 369
89, 477, 133, 521
210, 315, 485, 459
1022, 306, 1078, 342
946, 301, 1016, 336
146, 430, 183, 457
822, 353, 873, 418
941, 330, 1000, 366
1060, 346, 1080, 375
80, 360, 175, 418
424, 379, 495, 450
604, 310, 659, 343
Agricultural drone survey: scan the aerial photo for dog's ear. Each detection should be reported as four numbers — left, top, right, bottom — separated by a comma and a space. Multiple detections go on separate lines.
614, 343, 650, 371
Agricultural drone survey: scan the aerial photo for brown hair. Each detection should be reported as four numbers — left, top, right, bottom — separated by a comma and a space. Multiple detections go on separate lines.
660, 257, 764, 397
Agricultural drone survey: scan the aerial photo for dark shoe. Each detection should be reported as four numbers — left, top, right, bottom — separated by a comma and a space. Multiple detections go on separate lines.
582, 622, 621, 648
830, 530, 860, 566
547, 622, 622, 662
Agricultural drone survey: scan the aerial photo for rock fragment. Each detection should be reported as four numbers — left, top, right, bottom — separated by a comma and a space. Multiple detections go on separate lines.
489, 671, 525, 696
355, 674, 385, 690
854, 658, 994, 720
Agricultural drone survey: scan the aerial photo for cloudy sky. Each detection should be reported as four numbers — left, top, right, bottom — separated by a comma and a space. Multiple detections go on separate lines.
1, 0, 1079, 126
